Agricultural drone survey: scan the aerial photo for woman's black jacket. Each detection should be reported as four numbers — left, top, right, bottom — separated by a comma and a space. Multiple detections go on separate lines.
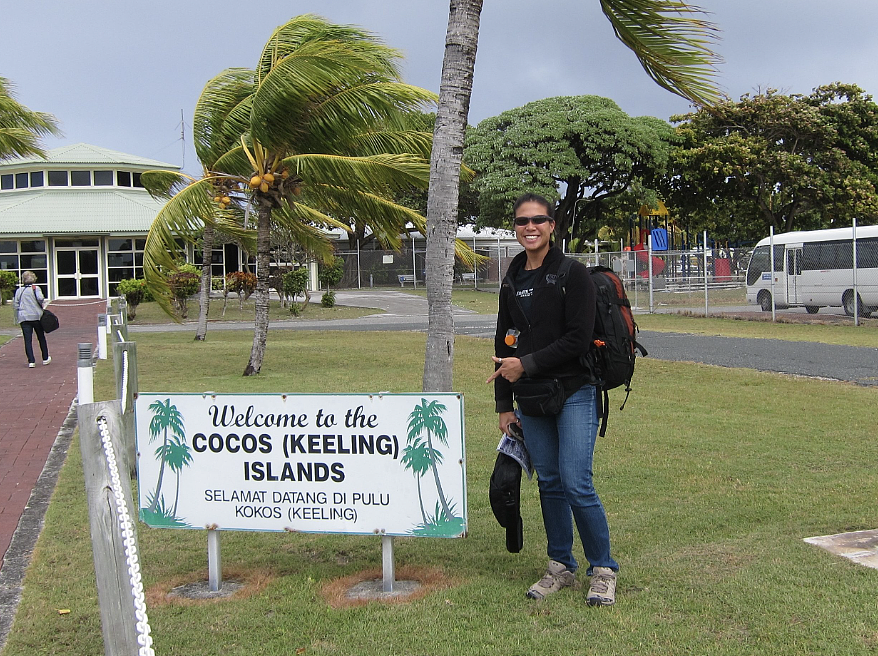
493, 246, 596, 414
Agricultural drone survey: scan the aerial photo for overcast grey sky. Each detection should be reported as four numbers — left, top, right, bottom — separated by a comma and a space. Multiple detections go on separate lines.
4, 1, 877, 175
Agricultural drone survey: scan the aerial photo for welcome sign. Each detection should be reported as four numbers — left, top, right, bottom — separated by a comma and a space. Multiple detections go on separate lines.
135, 393, 466, 538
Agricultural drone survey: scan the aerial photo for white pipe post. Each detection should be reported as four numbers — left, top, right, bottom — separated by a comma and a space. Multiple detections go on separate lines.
208, 528, 222, 592
77, 343, 94, 405
648, 234, 655, 313
497, 235, 502, 284
382, 535, 395, 593
853, 217, 859, 326
703, 231, 709, 317
97, 314, 107, 360
356, 238, 361, 289
473, 237, 478, 289
411, 235, 417, 289
769, 226, 776, 322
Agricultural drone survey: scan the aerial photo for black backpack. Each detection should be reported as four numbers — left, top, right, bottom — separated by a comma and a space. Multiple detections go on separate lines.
558, 259, 647, 436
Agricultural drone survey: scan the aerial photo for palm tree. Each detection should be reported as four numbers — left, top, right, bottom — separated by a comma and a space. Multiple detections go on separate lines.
147, 399, 185, 513
401, 437, 445, 524
0, 77, 61, 160
407, 399, 451, 521
422, 0, 722, 391
196, 15, 439, 376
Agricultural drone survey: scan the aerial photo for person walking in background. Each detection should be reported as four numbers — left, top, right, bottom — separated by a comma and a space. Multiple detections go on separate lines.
13, 271, 51, 368
487, 193, 618, 606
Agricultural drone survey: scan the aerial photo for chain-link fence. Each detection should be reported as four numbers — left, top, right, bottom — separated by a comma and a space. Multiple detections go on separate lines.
334, 243, 528, 290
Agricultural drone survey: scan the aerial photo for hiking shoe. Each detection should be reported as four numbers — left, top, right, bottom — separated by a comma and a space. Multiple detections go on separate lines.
586, 567, 616, 606
42, 357, 51, 365
526, 560, 575, 600
28, 362, 35, 368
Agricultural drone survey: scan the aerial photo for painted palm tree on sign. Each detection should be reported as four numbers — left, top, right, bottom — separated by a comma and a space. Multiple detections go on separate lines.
407, 399, 452, 522
147, 399, 185, 513
160, 434, 194, 517
401, 436, 445, 524
423, 0, 722, 391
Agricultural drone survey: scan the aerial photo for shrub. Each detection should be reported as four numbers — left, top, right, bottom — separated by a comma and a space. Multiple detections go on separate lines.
318, 256, 344, 290
321, 290, 336, 308
0, 270, 18, 305
225, 271, 257, 309
167, 264, 201, 319
211, 276, 225, 291
116, 278, 149, 320
289, 302, 303, 317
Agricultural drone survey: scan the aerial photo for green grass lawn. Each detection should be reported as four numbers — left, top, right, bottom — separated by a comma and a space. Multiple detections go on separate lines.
5, 329, 878, 655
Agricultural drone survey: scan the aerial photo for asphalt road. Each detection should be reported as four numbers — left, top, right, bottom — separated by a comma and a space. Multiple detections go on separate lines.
638, 330, 878, 387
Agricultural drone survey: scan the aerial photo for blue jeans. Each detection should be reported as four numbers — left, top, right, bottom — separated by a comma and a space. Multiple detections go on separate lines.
20, 320, 49, 364
519, 384, 618, 574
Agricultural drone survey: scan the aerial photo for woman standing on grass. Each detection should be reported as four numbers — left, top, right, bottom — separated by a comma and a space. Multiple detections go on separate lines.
487, 193, 618, 606
13, 271, 51, 368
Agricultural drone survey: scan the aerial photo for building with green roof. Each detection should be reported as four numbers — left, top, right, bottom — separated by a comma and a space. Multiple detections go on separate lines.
0, 143, 185, 299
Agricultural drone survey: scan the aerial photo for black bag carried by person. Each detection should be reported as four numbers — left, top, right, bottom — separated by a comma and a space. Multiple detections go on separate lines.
511, 377, 565, 417
30, 286, 59, 333
40, 308, 59, 333
489, 452, 523, 553
558, 260, 647, 436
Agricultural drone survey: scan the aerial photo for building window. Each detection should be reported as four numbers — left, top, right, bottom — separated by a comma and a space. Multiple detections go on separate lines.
48, 170, 69, 186
132, 172, 143, 188
71, 170, 91, 186
117, 171, 131, 187
107, 236, 146, 295
15, 172, 28, 188
94, 170, 113, 186
0, 174, 12, 190
0, 240, 49, 293
30, 171, 44, 187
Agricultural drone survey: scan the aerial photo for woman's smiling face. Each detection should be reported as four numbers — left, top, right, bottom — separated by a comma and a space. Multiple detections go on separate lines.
514, 200, 555, 256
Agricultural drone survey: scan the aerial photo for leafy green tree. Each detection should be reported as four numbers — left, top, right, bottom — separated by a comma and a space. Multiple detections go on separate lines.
282, 268, 311, 311
318, 256, 344, 291
666, 83, 878, 240
406, 399, 452, 522
147, 399, 185, 513
422, 0, 721, 391
0, 77, 61, 160
0, 270, 18, 305
465, 95, 675, 246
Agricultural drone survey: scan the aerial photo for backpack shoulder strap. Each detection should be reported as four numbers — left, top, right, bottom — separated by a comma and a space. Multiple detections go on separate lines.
557, 257, 575, 297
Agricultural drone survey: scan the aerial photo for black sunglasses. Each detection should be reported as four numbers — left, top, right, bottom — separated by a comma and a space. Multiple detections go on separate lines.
513, 215, 552, 226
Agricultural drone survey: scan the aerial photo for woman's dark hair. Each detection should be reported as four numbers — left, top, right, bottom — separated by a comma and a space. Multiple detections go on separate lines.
513, 193, 554, 219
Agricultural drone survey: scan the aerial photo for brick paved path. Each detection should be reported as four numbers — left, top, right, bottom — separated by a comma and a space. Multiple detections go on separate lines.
0, 299, 105, 571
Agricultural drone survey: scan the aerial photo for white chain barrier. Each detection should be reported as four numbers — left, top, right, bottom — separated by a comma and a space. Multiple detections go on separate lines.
96, 415, 155, 656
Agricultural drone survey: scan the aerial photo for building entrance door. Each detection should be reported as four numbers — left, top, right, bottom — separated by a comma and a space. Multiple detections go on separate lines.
55, 244, 101, 298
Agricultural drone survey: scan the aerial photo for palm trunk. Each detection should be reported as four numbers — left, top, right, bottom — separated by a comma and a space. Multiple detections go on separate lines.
244, 201, 272, 376
425, 430, 452, 520
423, 0, 483, 392
195, 224, 215, 341
173, 473, 180, 516
149, 429, 168, 512
416, 478, 427, 523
